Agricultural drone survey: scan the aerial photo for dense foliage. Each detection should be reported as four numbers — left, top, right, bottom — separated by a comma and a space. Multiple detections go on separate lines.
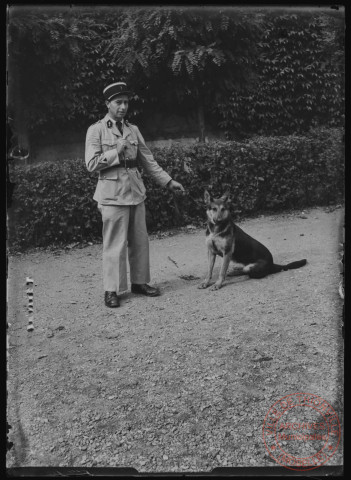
103, 8, 263, 140
8, 128, 344, 250
218, 12, 344, 136
8, 6, 344, 141
7, 7, 120, 136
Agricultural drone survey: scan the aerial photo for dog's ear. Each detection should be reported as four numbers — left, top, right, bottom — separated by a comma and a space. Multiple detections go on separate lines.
221, 190, 231, 203
204, 190, 212, 205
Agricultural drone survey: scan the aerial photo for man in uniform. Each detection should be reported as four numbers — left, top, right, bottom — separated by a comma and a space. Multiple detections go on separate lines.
85, 82, 184, 307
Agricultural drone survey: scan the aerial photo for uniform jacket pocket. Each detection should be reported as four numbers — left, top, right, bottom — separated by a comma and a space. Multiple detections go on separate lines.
123, 138, 138, 160
101, 141, 117, 153
133, 169, 146, 195
95, 179, 118, 201
99, 167, 119, 180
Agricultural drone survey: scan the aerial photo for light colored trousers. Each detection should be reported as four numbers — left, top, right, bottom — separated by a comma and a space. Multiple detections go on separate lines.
98, 202, 150, 293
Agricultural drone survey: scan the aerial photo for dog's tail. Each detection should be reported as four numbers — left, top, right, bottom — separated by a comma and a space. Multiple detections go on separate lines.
271, 259, 307, 274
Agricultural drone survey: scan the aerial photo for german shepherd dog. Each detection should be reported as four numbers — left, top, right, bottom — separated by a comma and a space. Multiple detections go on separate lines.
198, 191, 307, 290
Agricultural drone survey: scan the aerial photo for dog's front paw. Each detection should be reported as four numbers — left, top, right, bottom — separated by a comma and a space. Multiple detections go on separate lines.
210, 282, 222, 291
198, 281, 210, 289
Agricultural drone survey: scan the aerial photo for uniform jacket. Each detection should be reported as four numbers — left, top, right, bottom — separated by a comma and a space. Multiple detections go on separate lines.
85, 114, 172, 205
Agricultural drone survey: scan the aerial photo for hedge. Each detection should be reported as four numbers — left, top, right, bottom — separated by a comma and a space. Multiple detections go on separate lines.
8, 127, 344, 250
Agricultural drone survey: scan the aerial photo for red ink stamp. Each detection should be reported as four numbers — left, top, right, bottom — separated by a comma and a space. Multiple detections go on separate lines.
262, 393, 341, 471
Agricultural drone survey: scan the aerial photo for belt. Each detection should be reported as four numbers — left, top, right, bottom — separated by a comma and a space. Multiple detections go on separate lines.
116, 159, 138, 169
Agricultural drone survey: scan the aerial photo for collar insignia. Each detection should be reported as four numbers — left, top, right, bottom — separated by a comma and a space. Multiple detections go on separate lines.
107, 120, 112, 128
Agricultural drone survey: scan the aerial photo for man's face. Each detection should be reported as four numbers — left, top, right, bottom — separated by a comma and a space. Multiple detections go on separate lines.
106, 95, 129, 121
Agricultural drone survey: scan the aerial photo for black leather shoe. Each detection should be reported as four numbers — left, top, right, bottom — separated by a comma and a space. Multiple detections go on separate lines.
131, 284, 161, 297
104, 291, 120, 308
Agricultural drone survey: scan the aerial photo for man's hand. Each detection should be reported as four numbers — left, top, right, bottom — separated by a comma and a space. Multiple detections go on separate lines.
116, 139, 128, 154
167, 180, 185, 193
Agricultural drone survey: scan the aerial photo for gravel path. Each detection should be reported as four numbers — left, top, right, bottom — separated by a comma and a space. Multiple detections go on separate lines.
7, 206, 344, 471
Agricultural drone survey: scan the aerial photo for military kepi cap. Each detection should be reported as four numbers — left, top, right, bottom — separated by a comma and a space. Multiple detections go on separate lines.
103, 82, 132, 101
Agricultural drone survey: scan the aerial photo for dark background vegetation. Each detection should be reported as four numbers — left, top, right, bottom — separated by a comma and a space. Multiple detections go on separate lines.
9, 128, 344, 250
7, 6, 344, 250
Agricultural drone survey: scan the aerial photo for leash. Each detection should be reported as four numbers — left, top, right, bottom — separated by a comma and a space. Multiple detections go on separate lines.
186, 193, 204, 208
172, 191, 204, 208
171, 191, 206, 225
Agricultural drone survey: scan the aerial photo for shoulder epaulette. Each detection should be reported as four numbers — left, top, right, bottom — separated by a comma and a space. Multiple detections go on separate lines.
125, 120, 136, 127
